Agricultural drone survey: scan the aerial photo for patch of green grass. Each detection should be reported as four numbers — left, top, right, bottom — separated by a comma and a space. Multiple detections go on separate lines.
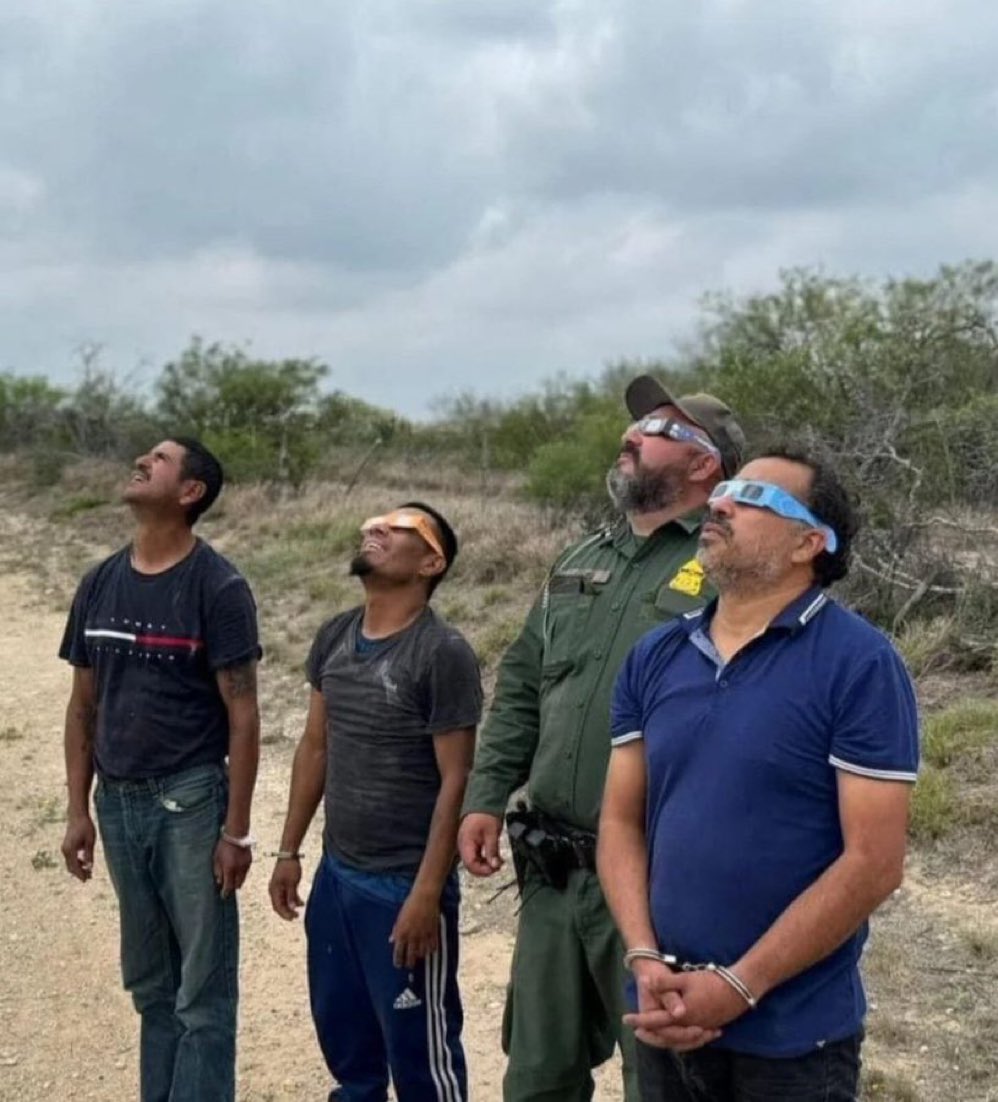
241, 517, 361, 589
305, 574, 349, 605
481, 586, 508, 608
895, 616, 955, 678
475, 614, 523, 668
0, 725, 23, 742
36, 795, 65, 826
285, 517, 362, 552
439, 597, 472, 624
909, 766, 957, 841
50, 494, 108, 521
31, 849, 58, 871
922, 699, 998, 768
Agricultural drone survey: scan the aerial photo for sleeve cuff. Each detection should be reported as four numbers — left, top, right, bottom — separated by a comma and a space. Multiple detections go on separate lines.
209, 644, 263, 672
828, 755, 918, 783
460, 785, 511, 820
611, 730, 643, 747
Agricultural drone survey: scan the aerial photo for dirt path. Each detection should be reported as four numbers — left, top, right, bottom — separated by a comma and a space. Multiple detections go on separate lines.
0, 572, 621, 1101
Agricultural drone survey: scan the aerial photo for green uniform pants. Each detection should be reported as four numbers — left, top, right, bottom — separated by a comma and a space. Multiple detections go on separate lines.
501, 867, 639, 1102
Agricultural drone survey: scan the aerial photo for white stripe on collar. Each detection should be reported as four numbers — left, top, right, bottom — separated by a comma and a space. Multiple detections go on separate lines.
798, 592, 829, 626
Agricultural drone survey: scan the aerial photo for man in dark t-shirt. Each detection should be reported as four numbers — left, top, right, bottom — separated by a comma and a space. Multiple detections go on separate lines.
269, 501, 482, 1102
59, 437, 261, 1102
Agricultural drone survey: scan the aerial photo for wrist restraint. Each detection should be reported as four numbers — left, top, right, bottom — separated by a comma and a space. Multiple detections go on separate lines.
622, 947, 758, 1010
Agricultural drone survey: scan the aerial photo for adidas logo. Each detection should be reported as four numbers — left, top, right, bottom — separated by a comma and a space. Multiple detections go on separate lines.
393, 987, 422, 1010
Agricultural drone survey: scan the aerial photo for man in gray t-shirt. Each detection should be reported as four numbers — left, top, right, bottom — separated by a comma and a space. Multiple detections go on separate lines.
270, 502, 482, 1102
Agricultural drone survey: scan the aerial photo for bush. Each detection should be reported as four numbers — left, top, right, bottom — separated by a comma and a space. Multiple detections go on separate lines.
525, 410, 622, 509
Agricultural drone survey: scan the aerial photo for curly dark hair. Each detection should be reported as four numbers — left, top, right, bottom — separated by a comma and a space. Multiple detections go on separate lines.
758, 446, 860, 587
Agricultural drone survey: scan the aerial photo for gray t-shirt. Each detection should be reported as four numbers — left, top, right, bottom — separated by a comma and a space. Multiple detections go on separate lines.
306, 605, 483, 874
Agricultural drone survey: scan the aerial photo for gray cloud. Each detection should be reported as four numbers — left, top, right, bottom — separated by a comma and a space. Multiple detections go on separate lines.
2, 1, 998, 414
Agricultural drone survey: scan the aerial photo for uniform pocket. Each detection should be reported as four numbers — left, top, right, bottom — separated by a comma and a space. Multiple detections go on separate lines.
650, 579, 708, 620
543, 591, 595, 660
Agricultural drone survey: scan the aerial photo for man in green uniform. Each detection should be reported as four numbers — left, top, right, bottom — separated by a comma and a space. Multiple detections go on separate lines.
458, 375, 745, 1102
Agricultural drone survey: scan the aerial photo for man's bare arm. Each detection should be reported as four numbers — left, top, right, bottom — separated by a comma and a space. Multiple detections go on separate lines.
216, 659, 261, 838
597, 742, 656, 950
598, 742, 719, 1051
632, 773, 914, 1040
734, 773, 911, 1001
61, 667, 97, 881
269, 688, 327, 920
214, 659, 260, 896
415, 727, 476, 899
278, 689, 328, 856
391, 727, 475, 968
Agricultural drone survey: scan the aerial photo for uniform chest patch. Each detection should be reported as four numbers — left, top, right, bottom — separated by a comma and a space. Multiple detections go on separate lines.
667, 558, 705, 597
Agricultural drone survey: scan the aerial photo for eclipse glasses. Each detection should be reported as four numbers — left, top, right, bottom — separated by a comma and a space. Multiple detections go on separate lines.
708, 479, 839, 554
632, 416, 720, 458
360, 509, 445, 558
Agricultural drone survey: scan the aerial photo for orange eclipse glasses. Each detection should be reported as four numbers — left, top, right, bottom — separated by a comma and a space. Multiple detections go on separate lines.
360, 509, 445, 559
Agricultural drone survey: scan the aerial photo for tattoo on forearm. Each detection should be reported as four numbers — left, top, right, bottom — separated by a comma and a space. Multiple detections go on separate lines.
221, 661, 258, 699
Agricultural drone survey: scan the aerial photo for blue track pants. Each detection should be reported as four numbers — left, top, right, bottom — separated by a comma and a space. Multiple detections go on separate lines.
305, 854, 467, 1102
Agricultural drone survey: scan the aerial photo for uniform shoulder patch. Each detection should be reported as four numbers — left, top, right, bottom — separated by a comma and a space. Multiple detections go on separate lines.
667, 558, 705, 597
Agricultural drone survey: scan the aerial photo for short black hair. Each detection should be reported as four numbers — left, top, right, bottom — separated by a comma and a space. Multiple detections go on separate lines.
399, 500, 458, 595
759, 446, 859, 588
168, 436, 224, 526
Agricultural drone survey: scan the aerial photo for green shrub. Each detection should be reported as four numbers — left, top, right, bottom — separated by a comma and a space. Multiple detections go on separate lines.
922, 699, 998, 768
909, 765, 957, 840
50, 494, 108, 521
525, 411, 621, 508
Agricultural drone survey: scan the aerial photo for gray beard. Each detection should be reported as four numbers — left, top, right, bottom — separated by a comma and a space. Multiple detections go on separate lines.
696, 544, 784, 595
606, 464, 683, 514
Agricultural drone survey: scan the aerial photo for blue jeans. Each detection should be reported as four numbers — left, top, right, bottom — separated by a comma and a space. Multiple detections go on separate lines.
95, 763, 238, 1102
635, 1033, 862, 1101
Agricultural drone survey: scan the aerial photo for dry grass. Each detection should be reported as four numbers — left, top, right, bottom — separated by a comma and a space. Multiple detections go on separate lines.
206, 478, 579, 714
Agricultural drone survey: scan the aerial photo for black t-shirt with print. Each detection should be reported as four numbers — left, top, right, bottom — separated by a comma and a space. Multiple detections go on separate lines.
306, 605, 483, 874
60, 540, 261, 780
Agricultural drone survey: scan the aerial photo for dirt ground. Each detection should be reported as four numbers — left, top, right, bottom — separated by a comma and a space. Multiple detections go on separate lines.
0, 570, 620, 1101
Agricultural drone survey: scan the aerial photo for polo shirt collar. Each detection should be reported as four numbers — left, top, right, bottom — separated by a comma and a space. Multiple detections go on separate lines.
679, 584, 831, 640
772, 586, 831, 633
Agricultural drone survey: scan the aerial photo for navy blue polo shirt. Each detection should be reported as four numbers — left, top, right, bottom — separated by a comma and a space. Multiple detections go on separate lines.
610, 588, 919, 1057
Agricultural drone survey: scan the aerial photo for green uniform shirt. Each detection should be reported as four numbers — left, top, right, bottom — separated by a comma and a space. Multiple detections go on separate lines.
463, 512, 714, 831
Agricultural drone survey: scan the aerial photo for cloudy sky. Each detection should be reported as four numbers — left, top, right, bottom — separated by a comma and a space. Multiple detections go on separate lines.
3, 1, 998, 415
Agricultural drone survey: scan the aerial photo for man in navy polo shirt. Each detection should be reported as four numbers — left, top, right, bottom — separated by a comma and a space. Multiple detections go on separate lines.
597, 447, 918, 1101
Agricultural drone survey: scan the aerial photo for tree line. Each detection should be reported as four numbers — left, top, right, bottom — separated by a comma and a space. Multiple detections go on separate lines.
2, 261, 996, 646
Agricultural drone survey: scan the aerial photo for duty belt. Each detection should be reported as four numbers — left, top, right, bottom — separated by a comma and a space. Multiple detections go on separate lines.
505, 802, 597, 892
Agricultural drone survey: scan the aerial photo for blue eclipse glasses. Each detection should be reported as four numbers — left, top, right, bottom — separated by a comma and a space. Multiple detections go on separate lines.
632, 416, 720, 458
708, 479, 839, 554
